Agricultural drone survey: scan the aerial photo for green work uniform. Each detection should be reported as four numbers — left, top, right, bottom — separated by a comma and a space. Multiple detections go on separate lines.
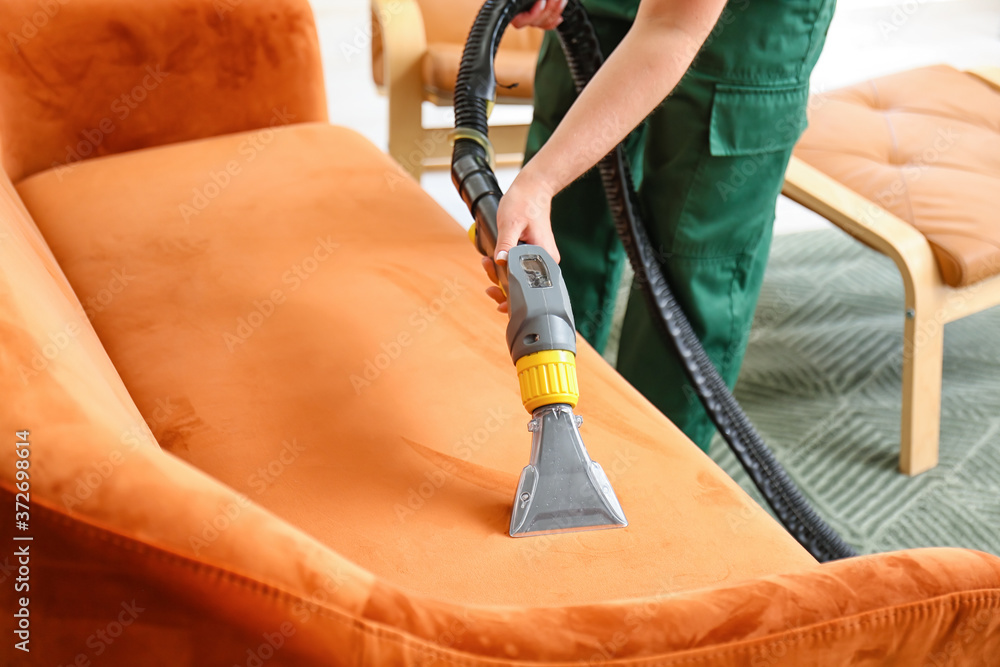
525, 0, 836, 450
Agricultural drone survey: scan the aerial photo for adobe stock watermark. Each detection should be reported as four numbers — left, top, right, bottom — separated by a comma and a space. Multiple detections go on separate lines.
701, 0, 750, 50
223, 236, 339, 352
290, 571, 352, 625
384, 129, 451, 190
877, 0, 933, 40
349, 277, 466, 394
16, 321, 82, 385
247, 439, 306, 494
189, 494, 252, 556
179, 108, 297, 223
190, 439, 305, 554
51, 66, 170, 181
214, 0, 245, 18
233, 622, 296, 667
581, 576, 681, 664
57, 600, 146, 667
341, 0, 403, 63
715, 90, 830, 202
7, 0, 70, 54
409, 610, 475, 666
20, 267, 135, 384
860, 126, 959, 229
61, 397, 176, 510
82, 268, 134, 320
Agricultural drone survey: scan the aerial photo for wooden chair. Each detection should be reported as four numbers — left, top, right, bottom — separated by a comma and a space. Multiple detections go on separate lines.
371, 0, 542, 177
783, 65, 1000, 475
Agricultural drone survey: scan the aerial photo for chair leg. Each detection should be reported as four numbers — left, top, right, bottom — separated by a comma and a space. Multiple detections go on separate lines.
899, 306, 944, 475
388, 86, 426, 179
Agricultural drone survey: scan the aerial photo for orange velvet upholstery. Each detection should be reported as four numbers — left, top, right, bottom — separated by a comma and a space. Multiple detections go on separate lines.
2, 1, 1000, 665
14, 122, 819, 610
372, 0, 541, 100
7, 119, 1000, 667
0, 0, 328, 183
794, 65, 1000, 287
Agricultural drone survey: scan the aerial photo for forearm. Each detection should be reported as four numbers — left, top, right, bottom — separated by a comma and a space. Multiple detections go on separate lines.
518, 3, 725, 195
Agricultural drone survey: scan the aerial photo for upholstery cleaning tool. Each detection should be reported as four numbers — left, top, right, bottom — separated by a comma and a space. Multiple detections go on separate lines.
456, 155, 628, 538
451, 0, 856, 559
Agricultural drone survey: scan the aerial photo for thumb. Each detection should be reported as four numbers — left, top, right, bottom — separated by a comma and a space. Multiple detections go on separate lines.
527, 223, 560, 264
494, 217, 526, 264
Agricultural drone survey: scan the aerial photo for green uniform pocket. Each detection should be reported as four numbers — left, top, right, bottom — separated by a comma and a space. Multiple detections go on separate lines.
708, 83, 810, 157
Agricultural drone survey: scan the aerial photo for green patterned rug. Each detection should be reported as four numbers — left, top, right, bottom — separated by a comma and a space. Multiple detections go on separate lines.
707, 229, 1000, 556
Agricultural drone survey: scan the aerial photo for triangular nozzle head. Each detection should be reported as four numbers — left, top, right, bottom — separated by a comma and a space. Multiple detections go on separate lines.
509, 404, 628, 537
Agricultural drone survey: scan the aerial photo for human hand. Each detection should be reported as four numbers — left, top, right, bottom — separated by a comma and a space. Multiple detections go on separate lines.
511, 0, 568, 30
481, 256, 509, 314
481, 172, 560, 313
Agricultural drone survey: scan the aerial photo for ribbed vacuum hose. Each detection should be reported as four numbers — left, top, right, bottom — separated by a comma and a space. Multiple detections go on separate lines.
452, 0, 857, 561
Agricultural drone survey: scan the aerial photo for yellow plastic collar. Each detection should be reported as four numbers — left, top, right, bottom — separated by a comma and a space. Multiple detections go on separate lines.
449, 127, 496, 169
515, 349, 579, 413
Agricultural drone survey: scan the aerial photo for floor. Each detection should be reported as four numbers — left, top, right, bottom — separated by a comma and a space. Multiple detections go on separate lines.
310, 0, 1000, 233
713, 229, 1000, 556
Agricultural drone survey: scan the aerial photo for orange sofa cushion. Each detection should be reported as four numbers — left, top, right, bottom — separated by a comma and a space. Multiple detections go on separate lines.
6, 120, 1000, 664
794, 65, 1000, 287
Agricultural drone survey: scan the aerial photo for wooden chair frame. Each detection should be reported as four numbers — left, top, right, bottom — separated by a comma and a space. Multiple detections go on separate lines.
781, 65, 1000, 475
371, 0, 533, 178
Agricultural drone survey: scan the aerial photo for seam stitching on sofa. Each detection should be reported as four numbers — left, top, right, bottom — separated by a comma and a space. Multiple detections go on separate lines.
650, 593, 1000, 666
15, 489, 1000, 666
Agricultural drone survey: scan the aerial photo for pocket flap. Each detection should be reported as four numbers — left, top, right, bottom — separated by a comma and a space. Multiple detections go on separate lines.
709, 83, 810, 156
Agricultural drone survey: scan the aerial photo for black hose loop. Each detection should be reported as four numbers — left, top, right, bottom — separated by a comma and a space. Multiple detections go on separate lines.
452, 0, 857, 562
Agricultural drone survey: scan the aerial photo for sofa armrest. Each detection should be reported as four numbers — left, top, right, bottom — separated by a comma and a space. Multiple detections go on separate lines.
0, 0, 328, 183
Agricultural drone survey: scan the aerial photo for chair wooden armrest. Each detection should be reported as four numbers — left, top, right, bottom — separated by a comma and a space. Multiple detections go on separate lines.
371, 0, 426, 95
967, 66, 1000, 90
783, 151, 1000, 475
782, 156, 941, 308
371, 0, 430, 174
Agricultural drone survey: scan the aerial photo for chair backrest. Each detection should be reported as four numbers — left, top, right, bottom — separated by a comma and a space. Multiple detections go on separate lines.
0, 0, 328, 183
418, 0, 544, 51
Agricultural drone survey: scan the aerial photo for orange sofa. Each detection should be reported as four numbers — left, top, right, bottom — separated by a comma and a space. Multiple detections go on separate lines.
1, 1, 999, 664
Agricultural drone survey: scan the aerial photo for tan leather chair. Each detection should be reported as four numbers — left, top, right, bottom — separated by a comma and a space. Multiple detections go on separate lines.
371, 0, 542, 176
784, 65, 1000, 475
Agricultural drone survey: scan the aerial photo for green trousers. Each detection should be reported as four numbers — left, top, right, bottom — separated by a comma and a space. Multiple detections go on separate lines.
525, 0, 836, 451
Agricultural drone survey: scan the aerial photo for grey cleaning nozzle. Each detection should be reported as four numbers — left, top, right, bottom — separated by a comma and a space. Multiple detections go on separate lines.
510, 404, 628, 537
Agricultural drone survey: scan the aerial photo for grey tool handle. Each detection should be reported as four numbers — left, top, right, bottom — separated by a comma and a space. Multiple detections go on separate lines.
505, 245, 577, 363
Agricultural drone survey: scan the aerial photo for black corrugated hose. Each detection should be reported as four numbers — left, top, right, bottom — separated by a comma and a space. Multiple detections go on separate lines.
451, 0, 857, 562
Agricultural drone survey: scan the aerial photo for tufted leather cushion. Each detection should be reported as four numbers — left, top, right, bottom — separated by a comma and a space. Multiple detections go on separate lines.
422, 42, 538, 100
373, 0, 541, 100
794, 65, 1000, 287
